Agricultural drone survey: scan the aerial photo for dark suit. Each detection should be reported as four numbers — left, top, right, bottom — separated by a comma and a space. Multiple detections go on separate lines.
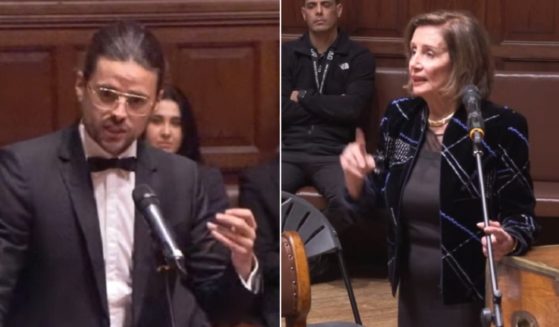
239, 159, 278, 327
198, 165, 230, 216
0, 126, 254, 327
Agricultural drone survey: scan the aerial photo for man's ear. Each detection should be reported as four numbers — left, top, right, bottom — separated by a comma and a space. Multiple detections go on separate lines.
75, 71, 85, 102
157, 89, 163, 102
336, 3, 343, 18
300, 6, 308, 23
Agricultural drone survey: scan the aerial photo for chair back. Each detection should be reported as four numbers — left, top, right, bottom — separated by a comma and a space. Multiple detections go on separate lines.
281, 191, 342, 258
281, 231, 311, 327
282, 192, 363, 325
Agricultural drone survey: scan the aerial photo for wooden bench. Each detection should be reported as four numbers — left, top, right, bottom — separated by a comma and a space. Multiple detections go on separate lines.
491, 72, 559, 218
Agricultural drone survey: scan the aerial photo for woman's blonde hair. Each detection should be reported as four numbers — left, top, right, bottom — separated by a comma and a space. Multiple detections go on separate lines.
403, 10, 494, 101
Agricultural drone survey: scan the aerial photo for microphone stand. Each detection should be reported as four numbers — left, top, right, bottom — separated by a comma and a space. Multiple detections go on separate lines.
471, 132, 504, 327
156, 251, 188, 327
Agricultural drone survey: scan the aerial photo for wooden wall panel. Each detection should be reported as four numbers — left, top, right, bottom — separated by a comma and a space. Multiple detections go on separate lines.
282, 0, 559, 71
282, 0, 306, 34
177, 45, 256, 146
354, 0, 404, 37
501, 0, 557, 41
407, 0, 485, 20
0, 49, 56, 144
0, 0, 279, 175
488, 0, 559, 71
176, 44, 258, 168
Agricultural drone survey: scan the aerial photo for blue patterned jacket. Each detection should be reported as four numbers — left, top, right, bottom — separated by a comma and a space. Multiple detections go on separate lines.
354, 97, 537, 304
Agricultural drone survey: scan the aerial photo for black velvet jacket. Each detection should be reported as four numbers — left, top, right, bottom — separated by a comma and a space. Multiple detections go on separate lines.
353, 97, 537, 304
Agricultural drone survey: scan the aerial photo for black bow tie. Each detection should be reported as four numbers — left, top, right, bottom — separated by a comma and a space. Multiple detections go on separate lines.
87, 157, 137, 172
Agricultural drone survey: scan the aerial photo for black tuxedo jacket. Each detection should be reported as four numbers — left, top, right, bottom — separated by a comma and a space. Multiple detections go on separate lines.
239, 158, 279, 327
0, 126, 253, 327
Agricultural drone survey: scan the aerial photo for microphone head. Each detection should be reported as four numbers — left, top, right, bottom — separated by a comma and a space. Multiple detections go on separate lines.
461, 84, 485, 141
132, 184, 160, 209
462, 85, 481, 110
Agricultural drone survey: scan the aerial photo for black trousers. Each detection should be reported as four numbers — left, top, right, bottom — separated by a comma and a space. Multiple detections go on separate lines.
282, 157, 354, 232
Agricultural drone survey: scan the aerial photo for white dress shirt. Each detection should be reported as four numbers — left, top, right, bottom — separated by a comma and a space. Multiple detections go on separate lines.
80, 124, 136, 327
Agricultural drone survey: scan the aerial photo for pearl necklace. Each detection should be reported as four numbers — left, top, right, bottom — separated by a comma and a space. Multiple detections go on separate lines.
428, 112, 455, 127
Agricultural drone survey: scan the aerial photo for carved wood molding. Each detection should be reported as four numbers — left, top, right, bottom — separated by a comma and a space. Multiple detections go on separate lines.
494, 41, 559, 61
0, 0, 279, 29
284, 33, 559, 64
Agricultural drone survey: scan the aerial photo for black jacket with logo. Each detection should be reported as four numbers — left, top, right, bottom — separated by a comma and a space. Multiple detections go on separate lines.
282, 31, 375, 159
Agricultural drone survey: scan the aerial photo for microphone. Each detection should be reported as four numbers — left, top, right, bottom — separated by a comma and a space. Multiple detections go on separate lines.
132, 184, 184, 266
462, 85, 485, 143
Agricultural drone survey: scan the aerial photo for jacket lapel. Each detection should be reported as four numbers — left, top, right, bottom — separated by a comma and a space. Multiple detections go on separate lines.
57, 127, 109, 319
131, 142, 159, 325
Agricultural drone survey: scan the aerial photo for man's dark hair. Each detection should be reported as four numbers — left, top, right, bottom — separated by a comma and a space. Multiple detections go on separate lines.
82, 20, 166, 92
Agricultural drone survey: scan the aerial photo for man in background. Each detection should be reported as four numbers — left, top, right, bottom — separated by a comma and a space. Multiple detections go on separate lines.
282, 0, 375, 234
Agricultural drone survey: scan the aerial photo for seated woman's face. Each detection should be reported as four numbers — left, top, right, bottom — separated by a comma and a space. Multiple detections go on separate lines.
408, 25, 452, 101
145, 99, 183, 153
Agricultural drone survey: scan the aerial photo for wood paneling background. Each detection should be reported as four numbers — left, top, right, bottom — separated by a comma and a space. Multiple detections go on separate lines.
282, 0, 559, 71
0, 0, 279, 175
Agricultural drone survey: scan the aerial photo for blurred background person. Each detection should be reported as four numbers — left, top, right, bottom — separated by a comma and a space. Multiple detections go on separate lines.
340, 10, 538, 327
239, 158, 279, 327
282, 0, 375, 234
144, 85, 229, 216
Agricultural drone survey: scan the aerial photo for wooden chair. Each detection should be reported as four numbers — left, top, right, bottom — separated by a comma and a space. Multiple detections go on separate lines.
281, 230, 364, 327
282, 192, 362, 325
282, 230, 311, 327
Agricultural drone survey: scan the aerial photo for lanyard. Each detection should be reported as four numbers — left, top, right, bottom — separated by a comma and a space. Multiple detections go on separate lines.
310, 48, 334, 94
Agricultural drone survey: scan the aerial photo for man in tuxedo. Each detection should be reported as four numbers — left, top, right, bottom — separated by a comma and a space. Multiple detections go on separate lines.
0, 21, 259, 327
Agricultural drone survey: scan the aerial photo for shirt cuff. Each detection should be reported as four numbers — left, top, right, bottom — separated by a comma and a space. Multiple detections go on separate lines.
342, 175, 376, 214
237, 254, 261, 294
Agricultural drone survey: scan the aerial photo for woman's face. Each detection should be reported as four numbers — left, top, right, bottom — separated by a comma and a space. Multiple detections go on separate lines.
145, 99, 183, 154
408, 25, 452, 101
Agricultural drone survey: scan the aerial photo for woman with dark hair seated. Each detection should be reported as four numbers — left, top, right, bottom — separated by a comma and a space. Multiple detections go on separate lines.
145, 85, 229, 214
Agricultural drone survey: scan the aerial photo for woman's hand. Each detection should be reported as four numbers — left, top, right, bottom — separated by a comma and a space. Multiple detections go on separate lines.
339, 128, 376, 199
477, 220, 517, 262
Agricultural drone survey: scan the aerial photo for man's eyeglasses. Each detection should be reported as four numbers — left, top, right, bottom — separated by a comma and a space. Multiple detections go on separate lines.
87, 85, 154, 116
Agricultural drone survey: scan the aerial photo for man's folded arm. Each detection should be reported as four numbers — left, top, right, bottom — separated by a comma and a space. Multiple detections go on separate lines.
299, 51, 376, 124
282, 45, 315, 127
